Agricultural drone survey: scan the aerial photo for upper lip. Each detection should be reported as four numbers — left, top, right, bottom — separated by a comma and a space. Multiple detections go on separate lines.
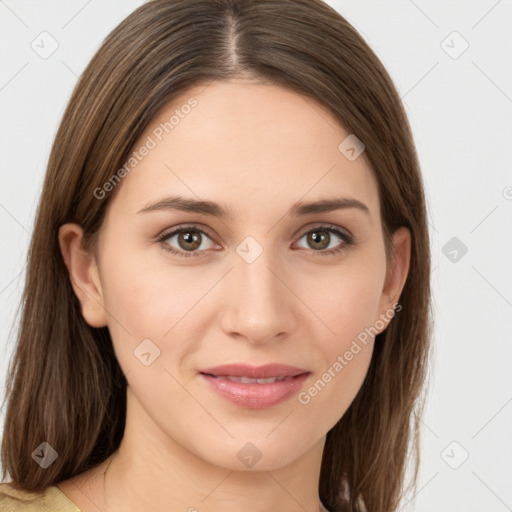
200, 364, 309, 379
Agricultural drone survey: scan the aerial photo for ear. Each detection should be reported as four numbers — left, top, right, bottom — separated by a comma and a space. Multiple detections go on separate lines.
58, 223, 108, 328
376, 226, 411, 332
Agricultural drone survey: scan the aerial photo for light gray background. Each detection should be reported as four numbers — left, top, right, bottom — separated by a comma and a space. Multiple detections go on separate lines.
1, 1, 511, 510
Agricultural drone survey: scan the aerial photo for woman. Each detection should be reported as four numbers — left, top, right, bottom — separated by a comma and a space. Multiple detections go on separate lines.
0, 0, 432, 511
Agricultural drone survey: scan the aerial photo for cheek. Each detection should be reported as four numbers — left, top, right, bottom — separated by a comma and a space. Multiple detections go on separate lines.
98, 256, 198, 424
97, 248, 179, 369
98, 245, 223, 381
299, 289, 377, 431
100, 247, 189, 332
299, 254, 385, 421
314, 254, 386, 348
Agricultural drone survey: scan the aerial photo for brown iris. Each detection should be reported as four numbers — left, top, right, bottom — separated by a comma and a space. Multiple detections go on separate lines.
307, 229, 330, 250
178, 229, 202, 251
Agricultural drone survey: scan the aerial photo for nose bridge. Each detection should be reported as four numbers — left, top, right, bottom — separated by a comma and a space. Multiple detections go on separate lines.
221, 235, 295, 342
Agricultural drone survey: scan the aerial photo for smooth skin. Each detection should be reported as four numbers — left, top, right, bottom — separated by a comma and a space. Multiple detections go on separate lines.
57, 79, 410, 512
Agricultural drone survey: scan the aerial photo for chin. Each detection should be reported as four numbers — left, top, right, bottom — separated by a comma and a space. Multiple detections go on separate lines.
193, 431, 313, 472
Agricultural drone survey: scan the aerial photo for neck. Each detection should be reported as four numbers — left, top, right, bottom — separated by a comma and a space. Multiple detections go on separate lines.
100, 386, 327, 512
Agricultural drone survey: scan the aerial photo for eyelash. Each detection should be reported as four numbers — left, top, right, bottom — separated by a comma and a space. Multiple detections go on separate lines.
156, 223, 354, 259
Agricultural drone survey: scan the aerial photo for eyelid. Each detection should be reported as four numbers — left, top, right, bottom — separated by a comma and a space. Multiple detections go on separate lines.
156, 223, 216, 242
296, 222, 353, 240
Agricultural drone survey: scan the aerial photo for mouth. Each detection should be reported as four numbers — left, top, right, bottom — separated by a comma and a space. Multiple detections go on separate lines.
198, 364, 311, 409
200, 374, 301, 384
199, 362, 309, 379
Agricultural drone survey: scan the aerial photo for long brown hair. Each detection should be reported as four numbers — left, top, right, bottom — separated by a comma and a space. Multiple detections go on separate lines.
1, 1, 432, 510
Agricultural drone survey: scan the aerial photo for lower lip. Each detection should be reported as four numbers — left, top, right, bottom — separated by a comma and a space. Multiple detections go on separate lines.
199, 373, 310, 409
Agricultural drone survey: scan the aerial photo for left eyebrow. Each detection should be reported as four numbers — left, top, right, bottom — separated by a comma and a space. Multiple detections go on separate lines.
289, 197, 370, 217
137, 194, 370, 218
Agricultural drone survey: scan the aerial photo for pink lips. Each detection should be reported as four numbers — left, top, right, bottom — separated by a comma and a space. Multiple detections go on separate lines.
199, 363, 310, 409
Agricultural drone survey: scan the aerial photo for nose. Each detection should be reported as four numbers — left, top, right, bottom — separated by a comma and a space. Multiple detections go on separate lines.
219, 243, 298, 345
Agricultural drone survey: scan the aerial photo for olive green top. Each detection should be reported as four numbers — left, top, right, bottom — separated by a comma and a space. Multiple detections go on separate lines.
0, 482, 81, 511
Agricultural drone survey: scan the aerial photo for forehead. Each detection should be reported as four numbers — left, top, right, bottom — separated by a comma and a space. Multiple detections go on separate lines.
108, 79, 379, 222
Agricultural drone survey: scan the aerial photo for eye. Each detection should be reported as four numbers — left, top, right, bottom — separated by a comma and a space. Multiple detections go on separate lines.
157, 224, 218, 258
157, 223, 354, 259
295, 224, 353, 255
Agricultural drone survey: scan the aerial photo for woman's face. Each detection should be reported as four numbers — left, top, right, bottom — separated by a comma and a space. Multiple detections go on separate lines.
66, 79, 409, 471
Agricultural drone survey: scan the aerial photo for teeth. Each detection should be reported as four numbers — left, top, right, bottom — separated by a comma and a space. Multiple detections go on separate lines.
220, 375, 294, 383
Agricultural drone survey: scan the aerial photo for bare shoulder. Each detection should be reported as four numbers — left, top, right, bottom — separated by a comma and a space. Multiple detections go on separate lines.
0, 481, 81, 511
55, 465, 106, 512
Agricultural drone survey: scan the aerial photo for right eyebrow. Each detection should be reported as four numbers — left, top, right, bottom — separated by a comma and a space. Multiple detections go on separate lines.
137, 195, 235, 218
